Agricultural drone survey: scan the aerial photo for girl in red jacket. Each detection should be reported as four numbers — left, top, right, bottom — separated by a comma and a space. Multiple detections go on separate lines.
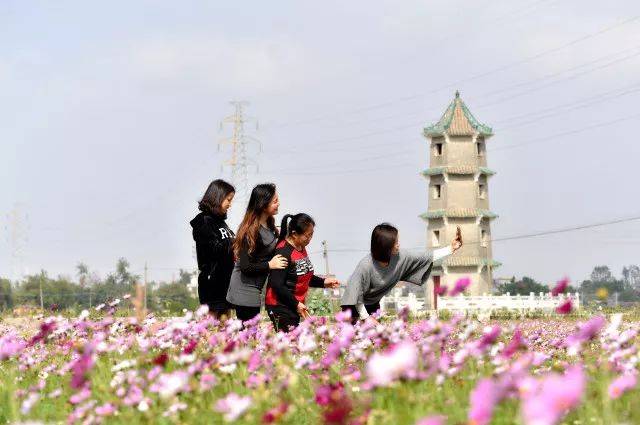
265, 213, 340, 331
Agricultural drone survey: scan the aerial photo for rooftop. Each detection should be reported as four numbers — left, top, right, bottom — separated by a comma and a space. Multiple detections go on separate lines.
424, 91, 493, 137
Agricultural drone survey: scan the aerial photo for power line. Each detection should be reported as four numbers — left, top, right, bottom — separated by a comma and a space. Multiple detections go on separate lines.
308, 213, 640, 254
264, 15, 640, 130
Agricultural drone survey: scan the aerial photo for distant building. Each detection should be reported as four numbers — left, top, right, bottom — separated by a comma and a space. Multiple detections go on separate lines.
422, 92, 500, 308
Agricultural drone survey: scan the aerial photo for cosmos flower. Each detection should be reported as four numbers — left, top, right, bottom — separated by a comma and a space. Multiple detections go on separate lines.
215, 393, 252, 422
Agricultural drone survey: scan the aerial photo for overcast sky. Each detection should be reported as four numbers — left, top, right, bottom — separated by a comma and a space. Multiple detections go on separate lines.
2, 0, 640, 285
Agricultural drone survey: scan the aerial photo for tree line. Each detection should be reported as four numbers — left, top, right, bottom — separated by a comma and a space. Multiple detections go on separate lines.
496, 264, 640, 303
0, 258, 199, 313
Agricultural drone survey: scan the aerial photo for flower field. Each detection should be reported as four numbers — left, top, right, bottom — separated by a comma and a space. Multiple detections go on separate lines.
1, 299, 639, 425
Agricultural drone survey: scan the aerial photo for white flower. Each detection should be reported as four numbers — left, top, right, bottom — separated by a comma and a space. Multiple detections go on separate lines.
219, 364, 237, 374
215, 393, 251, 422
366, 341, 418, 387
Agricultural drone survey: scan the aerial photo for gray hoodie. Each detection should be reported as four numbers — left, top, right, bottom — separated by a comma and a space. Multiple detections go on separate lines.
340, 249, 434, 306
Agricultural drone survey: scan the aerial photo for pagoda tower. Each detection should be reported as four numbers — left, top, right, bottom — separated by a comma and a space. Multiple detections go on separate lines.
421, 91, 500, 308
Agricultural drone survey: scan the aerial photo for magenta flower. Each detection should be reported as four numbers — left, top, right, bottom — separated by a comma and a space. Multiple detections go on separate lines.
449, 277, 471, 296
555, 299, 572, 315
435, 285, 448, 296
477, 325, 501, 351
551, 278, 570, 296
502, 328, 524, 359
608, 373, 637, 399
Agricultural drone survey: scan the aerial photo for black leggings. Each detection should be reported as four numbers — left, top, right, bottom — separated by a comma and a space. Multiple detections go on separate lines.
266, 305, 300, 332
232, 305, 261, 322
341, 303, 381, 324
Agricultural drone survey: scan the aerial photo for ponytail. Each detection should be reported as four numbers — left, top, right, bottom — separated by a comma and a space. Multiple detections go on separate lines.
278, 213, 316, 242
278, 214, 293, 242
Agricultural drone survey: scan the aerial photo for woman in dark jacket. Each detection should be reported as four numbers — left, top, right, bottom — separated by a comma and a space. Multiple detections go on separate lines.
191, 179, 236, 319
226, 183, 288, 322
265, 213, 340, 332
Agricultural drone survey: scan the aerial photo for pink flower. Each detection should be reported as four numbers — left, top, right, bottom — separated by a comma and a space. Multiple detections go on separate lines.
555, 299, 572, 315
565, 316, 605, 351
215, 393, 252, 422
95, 403, 116, 416
69, 387, 92, 405
502, 328, 524, 359
0, 333, 26, 360
477, 326, 501, 351
608, 373, 637, 399
416, 415, 446, 425
262, 402, 289, 423
521, 366, 586, 425
366, 341, 418, 387
551, 278, 569, 296
200, 373, 217, 392
468, 378, 500, 425
150, 371, 190, 399
449, 277, 471, 296
71, 347, 95, 390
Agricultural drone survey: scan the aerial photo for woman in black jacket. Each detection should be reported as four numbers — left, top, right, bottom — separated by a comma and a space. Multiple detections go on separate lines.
226, 183, 288, 322
190, 179, 236, 319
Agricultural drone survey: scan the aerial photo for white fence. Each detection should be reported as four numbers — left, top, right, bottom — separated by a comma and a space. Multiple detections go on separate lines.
437, 292, 580, 313
379, 291, 580, 314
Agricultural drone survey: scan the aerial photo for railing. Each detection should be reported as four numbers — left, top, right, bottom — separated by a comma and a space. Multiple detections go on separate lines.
379, 291, 580, 313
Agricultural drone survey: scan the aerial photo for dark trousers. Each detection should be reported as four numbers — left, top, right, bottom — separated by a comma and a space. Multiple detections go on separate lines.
266, 305, 300, 332
341, 302, 381, 324
232, 305, 261, 322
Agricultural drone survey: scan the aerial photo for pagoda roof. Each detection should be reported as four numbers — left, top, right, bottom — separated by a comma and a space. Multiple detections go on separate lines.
421, 165, 496, 177
424, 91, 493, 137
433, 257, 502, 268
420, 208, 498, 220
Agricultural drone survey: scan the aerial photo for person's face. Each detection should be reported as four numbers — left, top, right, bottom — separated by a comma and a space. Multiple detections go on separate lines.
291, 225, 314, 248
392, 234, 400, 255
266, 192, 279, 216
221, 192, 234, 214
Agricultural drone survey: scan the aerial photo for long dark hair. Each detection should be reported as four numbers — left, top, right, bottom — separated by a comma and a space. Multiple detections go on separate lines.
371, 223, 398, 263
198, 179, 235, 217
279, 213, 315, 242
233, 183, 279, 257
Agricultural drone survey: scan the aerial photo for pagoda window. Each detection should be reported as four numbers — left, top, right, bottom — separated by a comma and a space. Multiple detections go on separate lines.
481, 229, 488, 247
478, 183, 487, 199
476, 141, 484, 156
433, 184, 442, 199
434, 143, 443, 156
432, 230, 441, 246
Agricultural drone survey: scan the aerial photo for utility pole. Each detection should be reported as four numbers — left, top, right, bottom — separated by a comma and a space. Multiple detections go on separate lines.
219, 101, 261, 201
39, 277, 44, 311
322, 240, 331, 276
144, 262, 148, 311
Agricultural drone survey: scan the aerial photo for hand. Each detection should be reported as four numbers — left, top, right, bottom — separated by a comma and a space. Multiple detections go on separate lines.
297, 302, 310, 319
268, 254, 288, 270
365, 315, 379, 325
451, 226, 463, 252
324, 277, 340, 288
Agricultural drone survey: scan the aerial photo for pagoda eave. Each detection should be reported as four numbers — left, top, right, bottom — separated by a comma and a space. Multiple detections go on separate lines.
420, 209, 498, 220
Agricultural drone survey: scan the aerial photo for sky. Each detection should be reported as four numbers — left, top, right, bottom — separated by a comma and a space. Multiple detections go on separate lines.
2, 0, 640, 286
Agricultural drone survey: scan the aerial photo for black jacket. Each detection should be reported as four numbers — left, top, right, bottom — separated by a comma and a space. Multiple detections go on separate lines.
190, 212, 235, 311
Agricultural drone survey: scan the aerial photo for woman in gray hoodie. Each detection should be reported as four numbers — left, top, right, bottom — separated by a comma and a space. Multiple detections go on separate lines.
341, 223, 462, 321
